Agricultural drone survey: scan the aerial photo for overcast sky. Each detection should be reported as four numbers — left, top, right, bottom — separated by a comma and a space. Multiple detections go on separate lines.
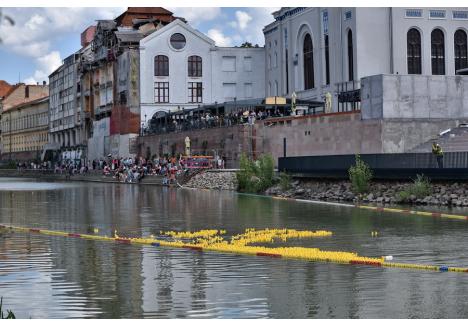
0, 7, 278, 85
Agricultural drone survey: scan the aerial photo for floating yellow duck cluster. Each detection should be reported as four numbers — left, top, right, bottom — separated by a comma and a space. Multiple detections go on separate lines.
2, 224, 468, 273
162, 229, 226, 239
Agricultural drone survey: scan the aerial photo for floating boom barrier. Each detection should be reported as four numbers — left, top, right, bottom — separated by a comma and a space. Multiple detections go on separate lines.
1, 224, 468, 274
268, 196, 468, 221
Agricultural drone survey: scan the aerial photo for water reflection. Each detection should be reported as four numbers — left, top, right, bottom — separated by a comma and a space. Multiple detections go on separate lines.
2, 178, 468, 318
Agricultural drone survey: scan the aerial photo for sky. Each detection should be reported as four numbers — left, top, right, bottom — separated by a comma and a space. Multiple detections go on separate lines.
0, 7, 278, 85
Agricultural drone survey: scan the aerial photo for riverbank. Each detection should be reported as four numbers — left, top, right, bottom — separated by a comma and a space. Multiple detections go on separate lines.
0, 169, 166, 185
4, 168, 468, 208
183, 170, 237, 190
265, 178, 468, 207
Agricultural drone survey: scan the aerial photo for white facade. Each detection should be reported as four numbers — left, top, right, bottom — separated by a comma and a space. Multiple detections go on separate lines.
264, 7, 468, 112
140, 19, 265, 122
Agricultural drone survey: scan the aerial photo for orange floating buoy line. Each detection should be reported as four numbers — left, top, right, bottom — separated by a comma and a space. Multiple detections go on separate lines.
1, 224, 467, 273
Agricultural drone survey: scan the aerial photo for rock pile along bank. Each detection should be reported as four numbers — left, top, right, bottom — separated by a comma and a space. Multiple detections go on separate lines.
184, 171, 238, 191
265, 179, 468, 207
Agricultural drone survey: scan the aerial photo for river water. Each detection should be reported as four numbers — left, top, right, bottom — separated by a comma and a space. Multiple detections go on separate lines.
1, 177, 468, 318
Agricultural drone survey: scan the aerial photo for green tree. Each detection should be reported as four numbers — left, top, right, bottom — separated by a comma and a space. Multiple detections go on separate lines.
348, 154, 373, 194
240, 42, 259, 48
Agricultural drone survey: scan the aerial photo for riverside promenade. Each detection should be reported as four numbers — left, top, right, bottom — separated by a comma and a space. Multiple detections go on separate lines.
0, 169, 167, 185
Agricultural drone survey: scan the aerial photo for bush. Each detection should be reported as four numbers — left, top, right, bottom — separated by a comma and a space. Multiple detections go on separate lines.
279, 171, 292, 191
398, 174, 431, 201
236, 153, 275, 193
348, 154, 373, 194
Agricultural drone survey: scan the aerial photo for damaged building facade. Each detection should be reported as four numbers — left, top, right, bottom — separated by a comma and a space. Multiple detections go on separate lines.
80, 7, 179, 161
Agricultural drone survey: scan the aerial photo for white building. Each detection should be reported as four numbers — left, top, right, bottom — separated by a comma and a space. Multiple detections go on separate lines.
139, 19, 265, 123
264, 7, 468, 112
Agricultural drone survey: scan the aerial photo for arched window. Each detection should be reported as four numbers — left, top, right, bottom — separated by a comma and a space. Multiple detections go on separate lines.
275, 80, 279, 96
188, 55, 202, 77
154, 55, 169, 76
303, 33, 314, 90
407, 28, 422, 74
431, 29, 445, 75
455, 29, 468, 73
347, 30, 354, 81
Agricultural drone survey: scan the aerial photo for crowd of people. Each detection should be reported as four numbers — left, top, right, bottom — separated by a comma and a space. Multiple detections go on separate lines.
146, 107, 304, 135
49, 154, 225, 184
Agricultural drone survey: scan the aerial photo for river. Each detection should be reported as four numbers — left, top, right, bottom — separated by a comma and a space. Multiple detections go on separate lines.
1, 177, 468, 318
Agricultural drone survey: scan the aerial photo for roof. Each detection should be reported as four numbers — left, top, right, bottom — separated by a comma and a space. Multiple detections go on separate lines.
124, 7, 173, 15
0, 80, 12, 98
2, 83, 22, 100
6, 96, 49, 112
115, 7, 174, 26
115, 30, 144, 43
140, 19, 215, 47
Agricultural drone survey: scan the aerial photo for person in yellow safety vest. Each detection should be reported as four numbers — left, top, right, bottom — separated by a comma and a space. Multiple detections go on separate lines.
432, 142, 444, 168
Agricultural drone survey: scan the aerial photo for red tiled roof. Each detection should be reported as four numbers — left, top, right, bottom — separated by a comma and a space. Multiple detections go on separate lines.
115, 7, 175, 26
1, 83, 21, 100
125, 7, 173, 15
0, 80, 12, 98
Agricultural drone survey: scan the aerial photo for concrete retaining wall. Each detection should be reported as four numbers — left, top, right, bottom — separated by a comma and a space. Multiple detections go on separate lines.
361, 74, 468, 120
139, 125, 249, 168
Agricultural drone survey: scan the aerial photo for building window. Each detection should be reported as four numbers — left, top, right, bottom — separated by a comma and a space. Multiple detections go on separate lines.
347, 30, 354, 81
344, 10, 352, 20
324, 34, 330, 85
406, 9, 423, 18
455, 29, 468, 73
170, 33, 186, 50
222, 56, 236, 72
188, 82, 202, 103
407, 28, 422, 74
274, 52, 278, 67
284, 28, 289, 94
244, 83, 253, 98
430, 10, 446, 19
154, 82, 169, 103
243, 56, 252, 72
188, 55, 202, 77
431, 29, 445, 75
274, 81, 279, 96
453, 11, 468, 20
154, 55, 169, 76
223, 83, 236, 102
303, 33, 314, 90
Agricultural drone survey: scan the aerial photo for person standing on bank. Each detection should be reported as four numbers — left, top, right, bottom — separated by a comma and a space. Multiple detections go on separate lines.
432, 142, 444, 168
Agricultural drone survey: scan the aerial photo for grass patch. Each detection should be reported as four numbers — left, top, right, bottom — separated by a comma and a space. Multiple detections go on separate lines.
397, 174, 432, 202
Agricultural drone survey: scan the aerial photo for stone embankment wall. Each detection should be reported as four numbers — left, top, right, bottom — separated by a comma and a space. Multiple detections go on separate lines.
184, 170, 238, 190
266, 179, 468, 207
